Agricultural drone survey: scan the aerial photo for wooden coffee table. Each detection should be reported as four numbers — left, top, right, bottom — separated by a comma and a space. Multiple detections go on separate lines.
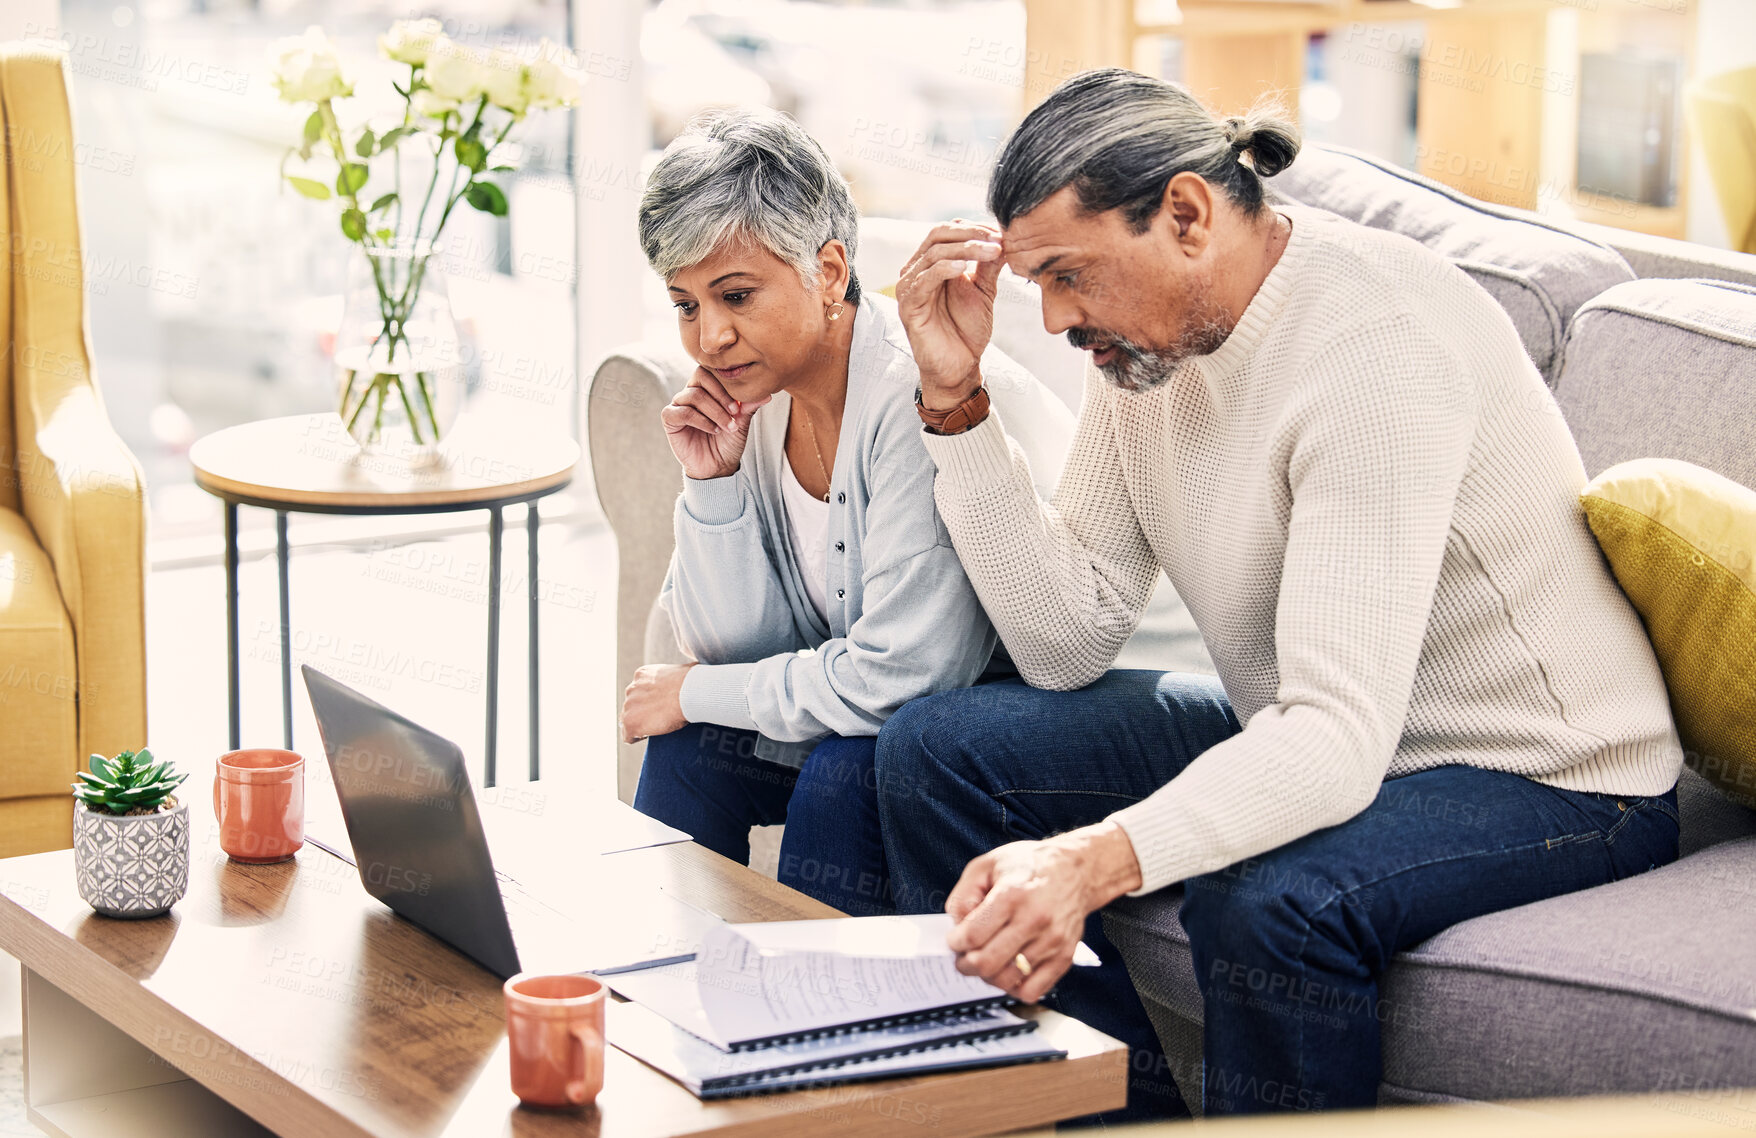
0, 792, 1127, 1137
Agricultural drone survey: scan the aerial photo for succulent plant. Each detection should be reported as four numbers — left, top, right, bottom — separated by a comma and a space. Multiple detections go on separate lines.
72, 748, 187, 816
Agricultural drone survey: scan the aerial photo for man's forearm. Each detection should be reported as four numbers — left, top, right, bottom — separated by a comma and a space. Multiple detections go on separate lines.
1055, 821, 1144, 912
921, 415, 1153, 690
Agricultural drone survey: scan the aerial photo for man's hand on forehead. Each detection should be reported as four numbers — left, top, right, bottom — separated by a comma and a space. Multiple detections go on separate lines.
894, 219, 1006, 409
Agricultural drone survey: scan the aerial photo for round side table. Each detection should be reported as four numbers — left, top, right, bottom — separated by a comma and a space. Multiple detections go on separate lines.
190, 413, 581, 786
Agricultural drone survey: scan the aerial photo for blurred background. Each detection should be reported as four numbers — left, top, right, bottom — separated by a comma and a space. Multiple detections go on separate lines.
1, 0, 1753, 790
2, 0, 1752, 550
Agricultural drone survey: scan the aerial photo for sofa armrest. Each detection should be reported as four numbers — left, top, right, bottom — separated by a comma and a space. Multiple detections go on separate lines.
3, 43, 147, 763
586, 344, 693, 801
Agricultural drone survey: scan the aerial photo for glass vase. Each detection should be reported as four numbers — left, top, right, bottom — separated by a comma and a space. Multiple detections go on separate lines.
334, 243, 464, 463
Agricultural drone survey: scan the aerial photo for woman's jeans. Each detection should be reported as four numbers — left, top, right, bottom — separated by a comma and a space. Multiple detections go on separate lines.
634, 724, 893, 917
875, 671, 1680, 1121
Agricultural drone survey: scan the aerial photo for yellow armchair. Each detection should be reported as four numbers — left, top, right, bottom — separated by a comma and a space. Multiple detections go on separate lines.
1687, 67, 1756, 254
0, 43, 147, 858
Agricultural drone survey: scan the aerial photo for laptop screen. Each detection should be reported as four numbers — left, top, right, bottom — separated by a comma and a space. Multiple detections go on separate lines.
302, 664, 523, 978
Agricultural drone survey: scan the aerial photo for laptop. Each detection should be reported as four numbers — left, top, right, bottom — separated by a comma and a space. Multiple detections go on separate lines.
301, 664, 715, 980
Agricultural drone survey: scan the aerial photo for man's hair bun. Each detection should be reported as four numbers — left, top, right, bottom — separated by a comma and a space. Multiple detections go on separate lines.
1222, 108, 1301, 179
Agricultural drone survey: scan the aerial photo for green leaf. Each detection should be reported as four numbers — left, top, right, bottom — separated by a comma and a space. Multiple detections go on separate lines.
75, 771, 110, 790
88, 753, 112, 782
377, 126, 417, 151
489, 164, 516, 173
464, 180, 508, 216
374, 228, 394, 242
134, 747, 154, 765
355, 128, 376, 158
336, 163, 369, 196
368, 191, 399, 214
454, 136, 487, 173
287, 176, 332, 201
303, 110, 323, 145
341, 208, 368, 242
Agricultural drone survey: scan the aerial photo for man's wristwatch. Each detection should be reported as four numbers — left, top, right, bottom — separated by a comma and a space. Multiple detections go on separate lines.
915, 384, 990, 435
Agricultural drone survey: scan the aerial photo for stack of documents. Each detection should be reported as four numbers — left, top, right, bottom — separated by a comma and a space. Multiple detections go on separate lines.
606, 914, 1067, 1098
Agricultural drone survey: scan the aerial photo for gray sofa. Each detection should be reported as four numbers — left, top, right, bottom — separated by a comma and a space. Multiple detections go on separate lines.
586, 145, 1756, 1106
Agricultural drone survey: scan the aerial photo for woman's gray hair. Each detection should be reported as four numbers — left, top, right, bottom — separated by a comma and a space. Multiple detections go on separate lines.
989, 68, 1301, 233
639, 107, 861, 303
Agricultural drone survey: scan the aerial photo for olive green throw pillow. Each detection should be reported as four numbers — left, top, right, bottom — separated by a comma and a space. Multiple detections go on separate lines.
1581, 458, 1756, 808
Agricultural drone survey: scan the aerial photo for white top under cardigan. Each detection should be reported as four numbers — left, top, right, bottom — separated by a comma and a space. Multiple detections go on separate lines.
920, 203, 1684, 895
780, 456, 831, 623
663, 292, 1074, 749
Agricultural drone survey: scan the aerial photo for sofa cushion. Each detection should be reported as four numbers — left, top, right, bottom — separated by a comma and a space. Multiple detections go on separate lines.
0, 506, 77, 804
1269, 145, 1636, 382
1105, 823, 1756, 1106
1555, 279, 1756, 491
1378, 836, 1756, 1102
1582, 460, 1756, 809
1678, 762, 1756, 856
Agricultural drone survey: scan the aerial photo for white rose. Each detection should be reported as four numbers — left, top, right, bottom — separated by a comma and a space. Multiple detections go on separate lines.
379, 18, 445, 67
480, 48, 529, 115
269, 25, 352, 104
526, 39, 582, 110
410, 88, 457, 119
423, 37, 487, 108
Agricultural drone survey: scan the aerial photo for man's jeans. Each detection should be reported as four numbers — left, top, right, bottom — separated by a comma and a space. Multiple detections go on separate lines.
876, 671, 1679, 1119
634, 724, 894, 916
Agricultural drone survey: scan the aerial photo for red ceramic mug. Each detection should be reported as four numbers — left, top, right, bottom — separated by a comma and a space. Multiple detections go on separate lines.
504, 973, 606, 1109
213, 749, 305, 863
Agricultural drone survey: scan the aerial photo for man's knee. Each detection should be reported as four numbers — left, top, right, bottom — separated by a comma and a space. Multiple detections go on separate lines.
876, 692, 960, 787
1180, 863, 1313, 969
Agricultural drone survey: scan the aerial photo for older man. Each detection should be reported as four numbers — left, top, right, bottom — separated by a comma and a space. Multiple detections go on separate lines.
882, 68, 1683, 1118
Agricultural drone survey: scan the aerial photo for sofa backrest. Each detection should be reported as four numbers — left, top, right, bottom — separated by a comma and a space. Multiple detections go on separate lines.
1555, 277, 1756, 850
1269, 145, 1637, 384
1554, 278, 1756, 490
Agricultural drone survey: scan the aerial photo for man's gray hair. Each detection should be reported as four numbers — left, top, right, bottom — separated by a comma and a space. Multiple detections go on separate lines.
989, 68, 1301, 233
639, 107, 862, 303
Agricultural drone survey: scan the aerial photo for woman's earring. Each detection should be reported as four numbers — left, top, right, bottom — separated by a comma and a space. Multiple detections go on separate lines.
828, 302, 845, 322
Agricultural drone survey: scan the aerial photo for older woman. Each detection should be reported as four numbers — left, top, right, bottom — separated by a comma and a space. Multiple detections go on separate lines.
619, 107, 1067, 916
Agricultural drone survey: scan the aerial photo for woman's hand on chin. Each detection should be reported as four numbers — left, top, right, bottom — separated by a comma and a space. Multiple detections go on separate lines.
620, 662, 696, 744
661, 367, 772, 480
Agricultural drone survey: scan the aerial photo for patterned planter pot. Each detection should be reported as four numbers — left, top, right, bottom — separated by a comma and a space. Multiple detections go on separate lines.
72, 799, 190, 918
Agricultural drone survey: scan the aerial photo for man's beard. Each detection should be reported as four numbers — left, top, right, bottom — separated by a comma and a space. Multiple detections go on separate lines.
1066, 298, 1235, 393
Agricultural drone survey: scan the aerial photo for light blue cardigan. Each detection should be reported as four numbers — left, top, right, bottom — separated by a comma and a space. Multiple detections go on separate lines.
663, 293, 1067, 752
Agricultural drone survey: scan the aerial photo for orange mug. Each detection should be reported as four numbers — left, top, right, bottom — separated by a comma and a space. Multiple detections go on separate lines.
213, 749, 305, 863
504, 973, 606, 1109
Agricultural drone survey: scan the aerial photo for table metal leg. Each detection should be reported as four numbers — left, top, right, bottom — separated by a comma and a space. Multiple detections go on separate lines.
528, 502, 540, 782
225, 502, 240, 751
277, 511, 292, 750
485, 505, 504, 788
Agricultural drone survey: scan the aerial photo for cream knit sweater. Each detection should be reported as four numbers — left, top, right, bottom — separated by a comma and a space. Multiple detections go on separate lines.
921, 204, 1683, 895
